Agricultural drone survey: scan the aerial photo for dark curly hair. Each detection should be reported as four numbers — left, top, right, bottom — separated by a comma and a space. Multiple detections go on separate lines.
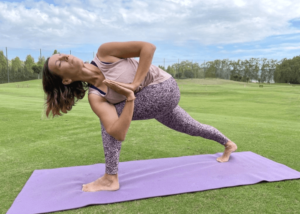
42, 57, 91, 118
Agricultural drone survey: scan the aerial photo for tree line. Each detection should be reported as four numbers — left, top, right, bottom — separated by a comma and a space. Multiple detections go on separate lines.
158, 56, 300, 84
0, 49, 299, 84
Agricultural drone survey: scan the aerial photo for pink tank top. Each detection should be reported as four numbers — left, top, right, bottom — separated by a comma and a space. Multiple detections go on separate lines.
88, 55, 172, 104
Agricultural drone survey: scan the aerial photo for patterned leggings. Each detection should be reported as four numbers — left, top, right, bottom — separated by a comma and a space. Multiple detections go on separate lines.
100, 77, 232, 174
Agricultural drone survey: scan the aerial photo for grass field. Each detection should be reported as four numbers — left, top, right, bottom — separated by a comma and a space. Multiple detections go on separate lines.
1, 78, 299, 214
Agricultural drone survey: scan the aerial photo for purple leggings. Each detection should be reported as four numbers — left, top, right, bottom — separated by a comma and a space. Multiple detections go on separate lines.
100, 77, 231, 174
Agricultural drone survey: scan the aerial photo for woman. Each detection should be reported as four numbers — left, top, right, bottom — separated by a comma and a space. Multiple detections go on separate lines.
43, 41, 237, 193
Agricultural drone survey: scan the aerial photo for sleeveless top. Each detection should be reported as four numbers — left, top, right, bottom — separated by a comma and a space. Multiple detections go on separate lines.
88, 55, 172, 104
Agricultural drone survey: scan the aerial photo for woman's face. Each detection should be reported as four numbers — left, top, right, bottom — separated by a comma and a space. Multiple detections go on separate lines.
48, 54, 84, 84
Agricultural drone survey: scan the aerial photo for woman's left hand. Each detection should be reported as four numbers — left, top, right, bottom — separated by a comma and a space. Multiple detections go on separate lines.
103, 79, 138, 92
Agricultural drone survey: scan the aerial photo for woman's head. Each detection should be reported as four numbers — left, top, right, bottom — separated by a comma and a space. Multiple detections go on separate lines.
42, 54, 90, 118
47, 53, 84, 84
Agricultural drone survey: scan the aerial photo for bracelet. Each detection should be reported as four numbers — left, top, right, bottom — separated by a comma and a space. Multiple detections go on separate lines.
126, 96, 136, 102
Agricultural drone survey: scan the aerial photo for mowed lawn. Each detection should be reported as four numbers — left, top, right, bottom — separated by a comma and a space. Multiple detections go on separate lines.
1, 78, 299, 214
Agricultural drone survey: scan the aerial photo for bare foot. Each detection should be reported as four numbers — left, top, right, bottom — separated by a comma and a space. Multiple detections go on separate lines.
216, 141, 238, 162
103, 79, 133, 97
82, 174, 120, 192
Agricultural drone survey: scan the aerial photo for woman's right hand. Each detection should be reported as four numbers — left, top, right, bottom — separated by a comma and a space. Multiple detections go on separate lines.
103, 79, 136, 100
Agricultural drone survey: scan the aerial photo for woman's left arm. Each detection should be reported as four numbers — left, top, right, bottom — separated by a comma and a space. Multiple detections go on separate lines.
98, 41, 156, 91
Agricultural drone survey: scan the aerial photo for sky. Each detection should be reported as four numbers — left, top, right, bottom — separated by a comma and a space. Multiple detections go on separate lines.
0, 0, 300, 67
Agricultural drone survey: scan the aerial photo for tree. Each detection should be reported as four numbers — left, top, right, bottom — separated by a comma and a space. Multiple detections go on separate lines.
172, 62, 182, 78
166, 65, 175, 77
198, 67, 205, 78
229, 60, 242, 81
180, 60, 194, 78
267, 59, 277, 83
273, 56, 300, 84
11, 57, 23, 80
52, 50, 60, 55
158, 65, 166, 71
221, 59, 231, 79
205, 61, 217, 78
24, 55, 35, 78
32, 64, 43, 79
242, 60, 250, 82
232, 74, 242, 81
260, 58, 269, 83
191, 62, 202, 78
184, 70, 194, 78
36, 56, 46, 79
242, 58, 258, 83
0, 51, 7, 83
252, 59, 260, 82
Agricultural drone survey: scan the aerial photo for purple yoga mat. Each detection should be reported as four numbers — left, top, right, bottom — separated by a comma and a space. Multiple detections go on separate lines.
7, 151, 300, 214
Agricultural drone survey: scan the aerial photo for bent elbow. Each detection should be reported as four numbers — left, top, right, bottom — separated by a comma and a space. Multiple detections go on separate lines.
118, 132, 125, 141
113, 132, 124, 141
109, 129, 124, 141
117, 132, 126, 141
116, 136, 124, 141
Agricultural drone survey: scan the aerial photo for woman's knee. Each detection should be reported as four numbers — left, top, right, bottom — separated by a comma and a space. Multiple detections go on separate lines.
160, 79, 181, 114
114, 78, 180, 119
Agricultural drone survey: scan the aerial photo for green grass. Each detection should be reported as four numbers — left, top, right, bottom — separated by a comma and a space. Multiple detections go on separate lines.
1, 78, 299, 214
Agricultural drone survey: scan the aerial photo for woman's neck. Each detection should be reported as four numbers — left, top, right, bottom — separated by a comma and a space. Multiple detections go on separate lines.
81, 63, 105, 87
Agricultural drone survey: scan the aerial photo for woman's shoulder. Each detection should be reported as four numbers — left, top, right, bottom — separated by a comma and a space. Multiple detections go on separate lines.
96, 52, 123, 64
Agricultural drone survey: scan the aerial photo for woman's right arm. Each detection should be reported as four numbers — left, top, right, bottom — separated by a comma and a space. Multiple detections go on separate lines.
88, 93, 135, 141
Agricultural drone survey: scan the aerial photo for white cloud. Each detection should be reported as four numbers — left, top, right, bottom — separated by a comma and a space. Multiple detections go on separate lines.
221, 42, 300, 54
0, 0, 299, 49
233, 0, 246, 7
165, 0, 192, 6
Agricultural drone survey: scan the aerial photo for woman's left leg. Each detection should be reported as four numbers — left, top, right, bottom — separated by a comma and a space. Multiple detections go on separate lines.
155, 105, 232, 146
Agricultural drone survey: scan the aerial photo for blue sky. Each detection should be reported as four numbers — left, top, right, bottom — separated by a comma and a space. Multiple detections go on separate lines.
0, 0, 300, 67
